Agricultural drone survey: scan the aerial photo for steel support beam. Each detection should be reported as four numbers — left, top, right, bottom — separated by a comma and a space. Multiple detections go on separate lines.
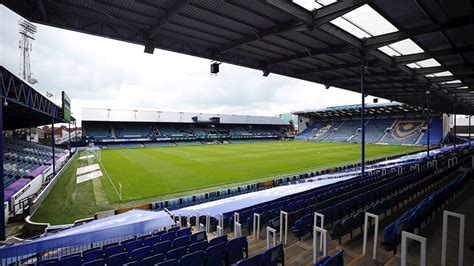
148, 0, 187, 39
364, 15, 474, 50
469, 108, 471, 149
393, 46, 474, 65
428, 74, 474, 83
414, 64, 474, 75
297, 60, 380, 75
265, 44, 354, 65
0, 79, 4, 241
221, 0, 368, 55
51, 105, 56, 175
360, 55, 367, 179
426, 90, 430, 158
265, 0, 314, 25
454, 102, 457, 150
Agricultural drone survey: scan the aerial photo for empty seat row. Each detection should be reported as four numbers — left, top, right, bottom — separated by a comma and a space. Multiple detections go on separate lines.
382, 169, 471, 253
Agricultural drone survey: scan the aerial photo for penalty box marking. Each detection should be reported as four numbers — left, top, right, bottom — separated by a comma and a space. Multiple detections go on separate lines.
77, 170, 103, 184
76, 164, 100, 175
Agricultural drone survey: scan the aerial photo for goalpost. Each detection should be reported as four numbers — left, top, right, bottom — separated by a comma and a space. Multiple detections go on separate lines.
85, 146, 101, 164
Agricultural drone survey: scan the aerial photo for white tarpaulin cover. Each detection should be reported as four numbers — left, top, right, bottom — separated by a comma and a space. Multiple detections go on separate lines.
173, 174, 357, 218
76, 164, 100, 175
0, 210, 174, 258
76, 170, 103, 184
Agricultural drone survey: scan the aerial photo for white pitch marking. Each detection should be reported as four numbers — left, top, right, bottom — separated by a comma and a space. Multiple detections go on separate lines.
76, 170, 103, 184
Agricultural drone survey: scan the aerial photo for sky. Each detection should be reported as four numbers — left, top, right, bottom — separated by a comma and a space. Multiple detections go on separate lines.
0, 5, 384, 124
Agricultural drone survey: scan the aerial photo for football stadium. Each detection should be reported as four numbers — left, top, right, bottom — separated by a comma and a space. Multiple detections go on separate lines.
1, 1, 474, 265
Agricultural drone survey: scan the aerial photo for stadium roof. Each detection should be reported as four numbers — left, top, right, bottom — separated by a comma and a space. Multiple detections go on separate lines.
293, 102, 439, 118
81, 107, 288, 125
3, 0, 474, 114
0, 66, 68, 129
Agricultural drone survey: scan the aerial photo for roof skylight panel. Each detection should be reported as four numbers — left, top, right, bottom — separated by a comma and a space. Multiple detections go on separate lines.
294, 0, 321, 11
380, 39, 424, 55
425, 71, 453, 78
330, 17, 371, 38
339, 5, 398, 36
406, 58, 441, 68
442, 80, 462, 84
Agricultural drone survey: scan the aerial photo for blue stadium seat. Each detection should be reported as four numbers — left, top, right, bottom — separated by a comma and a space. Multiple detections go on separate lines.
226, 236, 248, 265
141, 254, 164, 266
261, 244, 284, 266
176, 228, 192, 237
82, 258, 105, 266
161, 231, 177, 242
209, 235, 227, 247
129, 246, 153, 261
189, 240, 208, 253
322, 250, 343, 266
313, 256, 330, 266
82, 249, 103, 263
172, 235, 190, 248
204, 242, 226, 266
168, 227, 180, 233
166, 246, 188, 261
157, 259, 178, 266
235, 254, 262, 266
106, 252, 129, 265
104, 244, 125, 257
101, 242, 119, 251
59, 254, 81, 266
37, 258, 59, 266
144, 235, 161, 247
190, 231, 207, 243
178, 251, 205, 266
125, 240, 144, 253
153, 240, 172, 255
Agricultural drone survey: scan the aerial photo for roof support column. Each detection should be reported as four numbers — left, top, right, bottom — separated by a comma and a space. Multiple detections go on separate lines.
68, 121, 71, 154
469, 107, 471, 149
0, 86, 5, 241
51, 106, 56, 176
426, 89, 430, 159
453, 102, 456, 151
360, 52, 367, 179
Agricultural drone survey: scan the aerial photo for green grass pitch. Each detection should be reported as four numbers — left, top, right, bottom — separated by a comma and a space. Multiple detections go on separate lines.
32, 141, 421, 224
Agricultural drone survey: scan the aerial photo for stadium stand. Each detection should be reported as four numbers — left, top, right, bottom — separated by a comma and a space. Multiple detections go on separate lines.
378, 119, 425, 145
1, 66, 72, 224
295, 103, 446, 146
82, 108, 288, 146
4, 138, 64, 187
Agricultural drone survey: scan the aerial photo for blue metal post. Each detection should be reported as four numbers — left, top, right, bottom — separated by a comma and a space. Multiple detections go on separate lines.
426, 90, 430, 159
0, 92, 5, 240
52, 105, 56, 175
360, 57, 366, 178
